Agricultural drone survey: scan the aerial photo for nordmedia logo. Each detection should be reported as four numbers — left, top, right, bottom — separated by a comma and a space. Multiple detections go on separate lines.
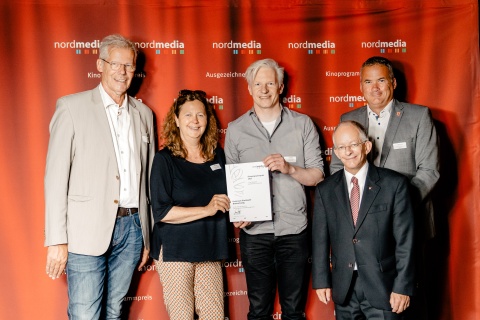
212, 40, 262, 55
145, 40, 185, 55
53, 39, 186, 55
222, 259, 244, 272
283, 94, 302, 109
323, 146, 334, 162
329, 93, 366, 108
138, 264, 158, 272
361, 39, 407, 54
207, 95, 224, 110
288, 40, 336, 55
53, 40, 100, 55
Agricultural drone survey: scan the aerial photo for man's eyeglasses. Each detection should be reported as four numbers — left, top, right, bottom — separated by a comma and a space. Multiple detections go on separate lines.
334, 141, 367, 153
178, 89, 207, 98
101, 59, 136, 72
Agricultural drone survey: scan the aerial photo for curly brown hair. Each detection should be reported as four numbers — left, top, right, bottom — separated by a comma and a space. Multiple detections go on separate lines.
161, 90, 219, 162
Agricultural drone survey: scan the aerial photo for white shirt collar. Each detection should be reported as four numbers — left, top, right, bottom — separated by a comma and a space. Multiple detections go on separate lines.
367, 99, 393, 118
98, 83, 129, 111
344, 161, 369, 187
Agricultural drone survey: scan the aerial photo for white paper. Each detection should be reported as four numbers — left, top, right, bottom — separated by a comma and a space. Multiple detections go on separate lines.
226, 162, 272, 222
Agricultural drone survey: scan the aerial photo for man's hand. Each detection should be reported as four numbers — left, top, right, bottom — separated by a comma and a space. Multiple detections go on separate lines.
263, 154, 291, 175
263, 153, 324, 186
315, 288, 332, 304
46, 244, 68, 279
390, 292, 410, 313
233, 221, 251, 229
138, 247, 150, 271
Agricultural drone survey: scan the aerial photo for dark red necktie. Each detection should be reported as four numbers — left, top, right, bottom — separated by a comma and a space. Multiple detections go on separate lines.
350, 176, 360, 226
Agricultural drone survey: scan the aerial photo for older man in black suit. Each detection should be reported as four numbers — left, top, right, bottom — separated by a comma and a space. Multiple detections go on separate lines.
312, 121, 415, 319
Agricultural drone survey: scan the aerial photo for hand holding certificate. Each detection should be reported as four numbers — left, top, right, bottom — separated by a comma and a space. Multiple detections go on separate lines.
225, 162, 272, 222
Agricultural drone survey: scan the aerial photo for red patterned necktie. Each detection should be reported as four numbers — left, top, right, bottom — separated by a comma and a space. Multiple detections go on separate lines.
350, 176, 360, 226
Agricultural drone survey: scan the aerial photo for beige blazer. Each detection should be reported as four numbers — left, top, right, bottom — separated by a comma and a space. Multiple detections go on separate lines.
44, 86, 155, 256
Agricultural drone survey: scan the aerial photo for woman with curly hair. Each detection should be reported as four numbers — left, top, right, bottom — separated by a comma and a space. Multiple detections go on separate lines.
150, 90, 229, 320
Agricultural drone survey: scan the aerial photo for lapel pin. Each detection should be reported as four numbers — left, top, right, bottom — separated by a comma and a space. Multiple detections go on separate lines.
368, 186, 372, 190
396, 111, 401, 117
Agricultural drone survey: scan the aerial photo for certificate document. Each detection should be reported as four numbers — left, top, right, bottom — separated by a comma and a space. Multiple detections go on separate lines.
225, 162, 272, 222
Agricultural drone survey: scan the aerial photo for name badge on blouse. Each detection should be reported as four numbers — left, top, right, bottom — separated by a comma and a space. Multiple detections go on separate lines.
284, 156, 296, 163
393, 142, 407, 150
210, 164, 222, 171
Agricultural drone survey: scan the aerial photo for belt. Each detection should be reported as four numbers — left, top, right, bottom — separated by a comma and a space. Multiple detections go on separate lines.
117, 207, 138, 218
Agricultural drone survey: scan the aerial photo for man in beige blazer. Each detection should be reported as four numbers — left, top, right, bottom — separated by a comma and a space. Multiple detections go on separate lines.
44, 34, 155, 319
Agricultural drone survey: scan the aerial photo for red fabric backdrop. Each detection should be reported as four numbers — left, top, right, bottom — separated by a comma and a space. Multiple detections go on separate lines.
0, 0, 478, 319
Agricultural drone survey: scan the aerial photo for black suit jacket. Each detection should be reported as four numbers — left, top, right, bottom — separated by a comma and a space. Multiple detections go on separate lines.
312, 164, 415, 310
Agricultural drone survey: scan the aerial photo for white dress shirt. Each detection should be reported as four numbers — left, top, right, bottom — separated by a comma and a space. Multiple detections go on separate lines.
367, 100, 393, 166
99, 84, 139, 208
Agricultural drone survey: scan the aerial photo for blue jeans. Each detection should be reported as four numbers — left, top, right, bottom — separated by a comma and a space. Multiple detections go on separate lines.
240, 229, 309, 320
66, 213, 143, 320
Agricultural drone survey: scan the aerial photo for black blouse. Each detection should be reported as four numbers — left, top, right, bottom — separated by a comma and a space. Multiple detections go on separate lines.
149, 147, 229, 262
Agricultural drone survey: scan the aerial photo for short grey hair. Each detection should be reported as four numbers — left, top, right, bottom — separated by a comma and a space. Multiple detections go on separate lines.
244, 58, 284, 86
360, 56, 395, 81
99, 34, 137, 62
333, 121, 369, 146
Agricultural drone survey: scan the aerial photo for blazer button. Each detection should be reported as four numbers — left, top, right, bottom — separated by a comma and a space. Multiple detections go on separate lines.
352, 239, 358, 244
116, 175, 120, 180
348, 263, 354, 268
114, 200, 119, 204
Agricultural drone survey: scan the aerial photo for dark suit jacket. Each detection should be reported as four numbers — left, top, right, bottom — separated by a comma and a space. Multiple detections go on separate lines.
330, 100, 439, 239
312, 164, 415, 310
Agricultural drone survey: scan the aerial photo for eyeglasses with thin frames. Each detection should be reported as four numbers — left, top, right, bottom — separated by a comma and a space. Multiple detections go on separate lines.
334, 141, 367, 153
101, 59, 136, 72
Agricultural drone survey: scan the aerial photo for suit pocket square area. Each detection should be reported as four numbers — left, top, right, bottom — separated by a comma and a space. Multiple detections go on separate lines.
369, 204, 387, 213
142, 135, 149, 143
67, 195, 93, 202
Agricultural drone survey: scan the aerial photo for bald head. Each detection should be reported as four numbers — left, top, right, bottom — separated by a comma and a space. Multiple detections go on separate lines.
333, 121, 372, 174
